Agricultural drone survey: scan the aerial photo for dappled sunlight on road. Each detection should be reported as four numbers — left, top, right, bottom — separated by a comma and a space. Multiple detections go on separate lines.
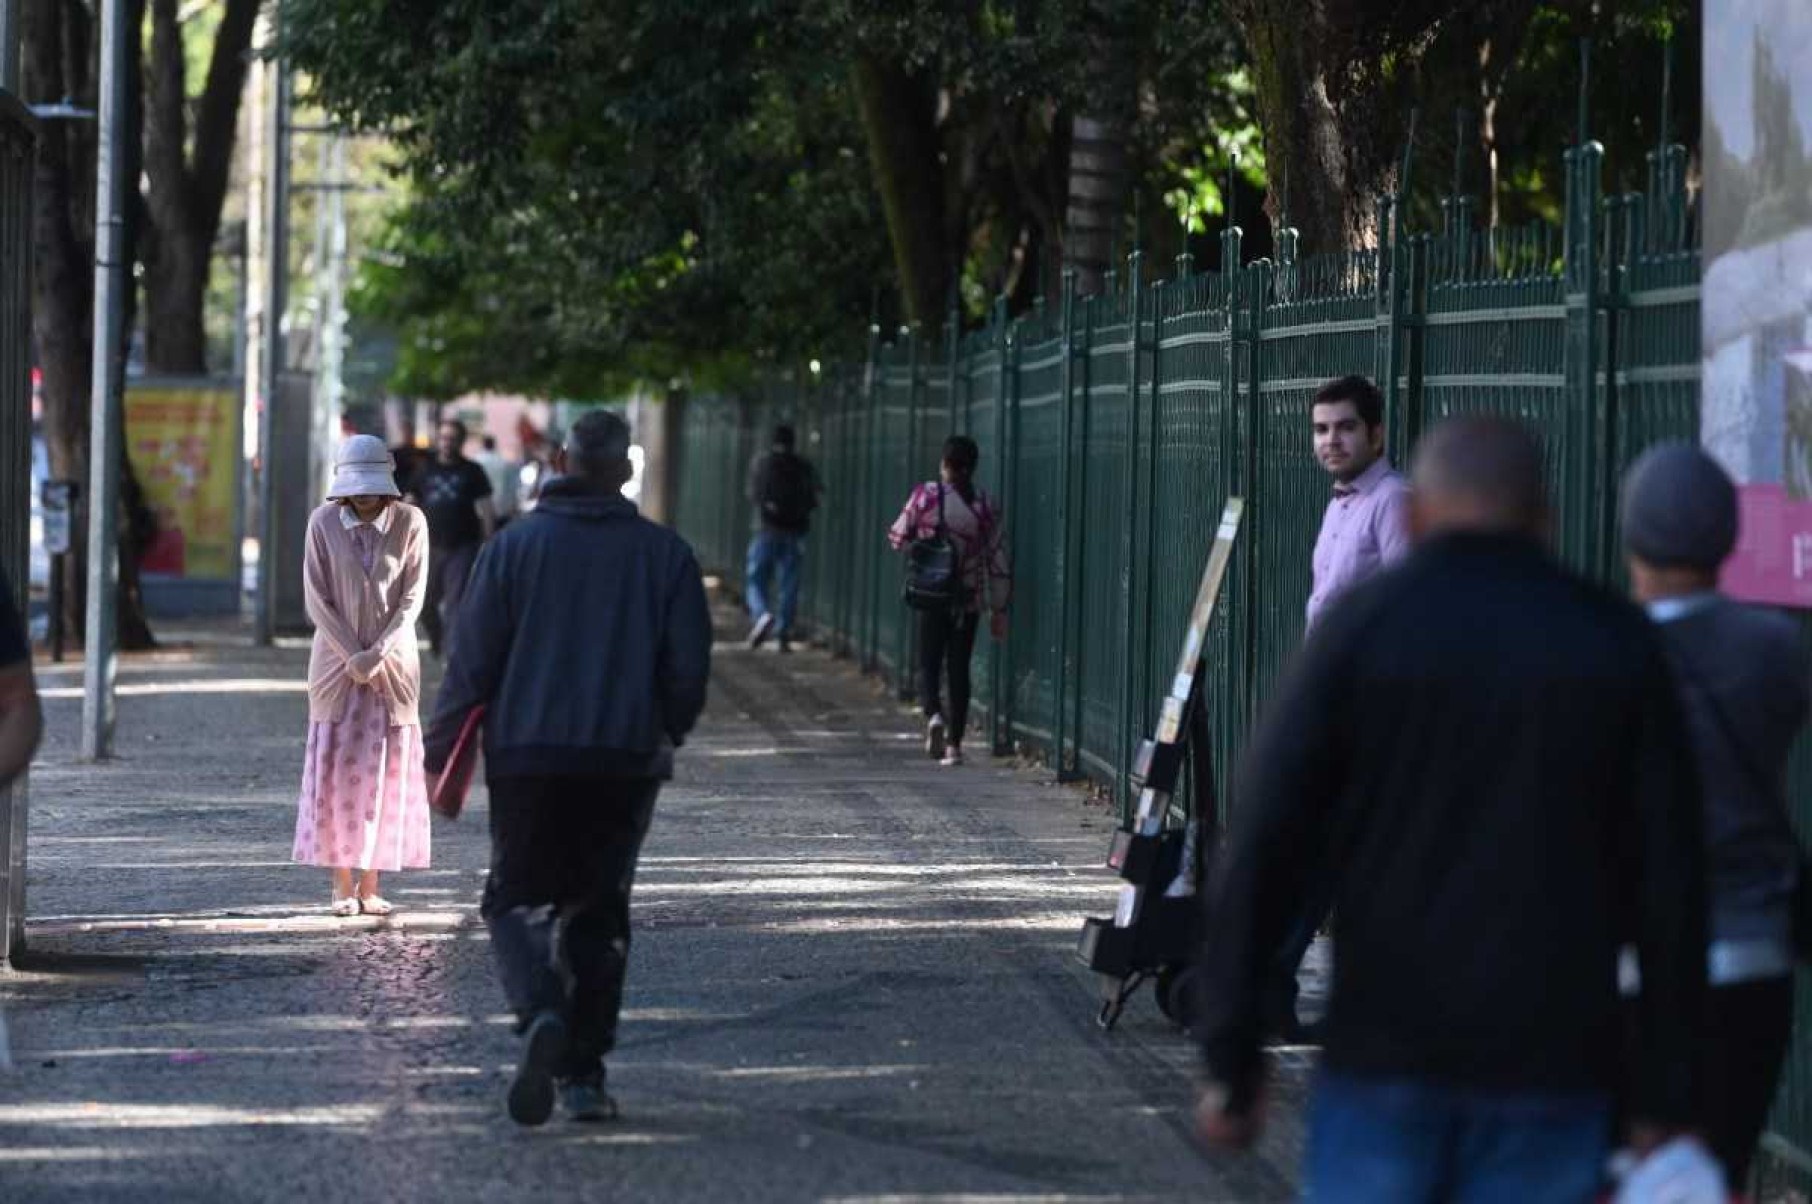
0, 626, 1298, 1200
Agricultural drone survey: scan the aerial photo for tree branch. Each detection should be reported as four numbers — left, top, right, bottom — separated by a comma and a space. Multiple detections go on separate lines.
189, 0, 260, 241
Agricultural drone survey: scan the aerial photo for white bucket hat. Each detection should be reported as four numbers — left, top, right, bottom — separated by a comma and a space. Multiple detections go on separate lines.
325, 434, 401, 501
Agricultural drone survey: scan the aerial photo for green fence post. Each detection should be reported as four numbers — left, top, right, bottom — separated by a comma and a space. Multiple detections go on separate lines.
1135, 273, 1169, 807
1595, 191, 1635, 581
1234, 235, 1264, 804
724, 398, 743, 593
1404, 234, 1429, 457
1374, 194, 1409, 466
946, 302, 962, 435
1066, 290, 1095, 781
898, 324, 921, 699
991, 296, 1015, 755
862, 330, 884, 672
842, 365, 860, 659
1117, 248, 1145, 818
1562, 140, 1604, 572
1052, 268, 1080, 780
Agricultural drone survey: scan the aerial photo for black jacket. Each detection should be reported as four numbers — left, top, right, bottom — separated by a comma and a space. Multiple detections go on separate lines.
1196, 532, 1706, 1126
1654, 597, 1809, 945
746, 450, 819, 534
424, 479, 712, 781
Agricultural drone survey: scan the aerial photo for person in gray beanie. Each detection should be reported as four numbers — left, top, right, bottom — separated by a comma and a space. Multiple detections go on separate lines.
1622, 440, 1809, 1190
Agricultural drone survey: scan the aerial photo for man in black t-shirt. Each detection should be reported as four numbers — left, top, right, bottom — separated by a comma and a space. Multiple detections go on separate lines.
407, 419, 495, 657
0, 566, 42, 787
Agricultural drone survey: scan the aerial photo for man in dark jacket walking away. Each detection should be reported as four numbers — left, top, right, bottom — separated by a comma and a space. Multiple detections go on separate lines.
744, 424, 818, 652
425, 410, 712, 1128
1622, 442, 1809, 1190
1194, 417, 1706, 1201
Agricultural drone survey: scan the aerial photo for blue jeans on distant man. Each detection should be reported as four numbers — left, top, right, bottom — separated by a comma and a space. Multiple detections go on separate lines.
746, 530, 803, 635
1306, 1071, 1610, 1203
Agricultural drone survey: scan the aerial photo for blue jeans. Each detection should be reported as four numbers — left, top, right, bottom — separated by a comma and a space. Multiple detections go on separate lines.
745, 530, 803, 634
1306, 1072, 1611, 1204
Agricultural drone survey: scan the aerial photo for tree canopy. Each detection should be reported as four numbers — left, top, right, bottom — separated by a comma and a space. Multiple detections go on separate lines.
284, 0, 1697, 401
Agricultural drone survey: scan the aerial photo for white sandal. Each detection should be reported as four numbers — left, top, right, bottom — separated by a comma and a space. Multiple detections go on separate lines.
358, 895, 395, 917
330, 896, 360, 918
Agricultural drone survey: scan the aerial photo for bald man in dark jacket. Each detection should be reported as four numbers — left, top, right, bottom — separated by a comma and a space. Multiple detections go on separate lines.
427, 409, 711, 1129
1195, 418, 1705, 1203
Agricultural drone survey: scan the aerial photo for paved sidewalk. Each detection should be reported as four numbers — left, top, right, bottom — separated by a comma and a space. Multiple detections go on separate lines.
0, 620, 1312, 1202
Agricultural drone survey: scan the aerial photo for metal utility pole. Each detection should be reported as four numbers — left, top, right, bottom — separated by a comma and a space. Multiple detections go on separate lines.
308, 131, 347, 502
323, 132, 347, 465
254, 53, 291, 646
81, 0, 128, 760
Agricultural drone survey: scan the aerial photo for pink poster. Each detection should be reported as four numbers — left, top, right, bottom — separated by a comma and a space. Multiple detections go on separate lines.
1723, 485, 1812, 607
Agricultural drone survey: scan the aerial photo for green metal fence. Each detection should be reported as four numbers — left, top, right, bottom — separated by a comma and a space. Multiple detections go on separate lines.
678, 137, 1701, 805
669, 138, 1812, 1182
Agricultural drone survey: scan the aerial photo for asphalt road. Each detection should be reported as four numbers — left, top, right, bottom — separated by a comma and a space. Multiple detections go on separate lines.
0, 621, 1311, 1202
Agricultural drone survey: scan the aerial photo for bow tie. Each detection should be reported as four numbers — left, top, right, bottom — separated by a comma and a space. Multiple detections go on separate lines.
1332, 483, 1358, 498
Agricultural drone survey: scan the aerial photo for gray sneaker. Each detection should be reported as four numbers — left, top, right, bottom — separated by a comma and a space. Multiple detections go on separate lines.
507, 1011, 568, 1126
925, 714, 947, 761
560, 1075, 620, 1123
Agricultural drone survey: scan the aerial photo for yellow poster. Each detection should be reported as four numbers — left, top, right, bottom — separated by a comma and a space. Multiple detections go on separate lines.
126, 383, 239, 580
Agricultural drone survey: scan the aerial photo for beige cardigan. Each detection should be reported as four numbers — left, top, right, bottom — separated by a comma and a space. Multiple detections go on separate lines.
303, 501, 429, 726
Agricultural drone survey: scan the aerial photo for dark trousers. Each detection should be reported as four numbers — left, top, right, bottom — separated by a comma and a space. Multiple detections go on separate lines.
1264, 885, 1334, 1031
918, 608, 980, 745
422, 541, 479, 656
482, 775, 659, 1079
1705, 976, 1794, 1190
1307, 1071, 1610, 1203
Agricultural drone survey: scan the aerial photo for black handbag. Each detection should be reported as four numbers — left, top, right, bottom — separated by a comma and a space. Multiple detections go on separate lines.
903, 485, 968, 612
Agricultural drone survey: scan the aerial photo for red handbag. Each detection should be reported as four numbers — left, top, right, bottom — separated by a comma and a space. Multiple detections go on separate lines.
429, 706, 485, 820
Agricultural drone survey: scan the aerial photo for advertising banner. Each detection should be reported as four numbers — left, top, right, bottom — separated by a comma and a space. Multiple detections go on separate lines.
125, 382, 240, 581
1703, 1, 1812, 605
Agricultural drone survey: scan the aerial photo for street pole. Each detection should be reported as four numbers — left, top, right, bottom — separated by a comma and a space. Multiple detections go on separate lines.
254, 53, 291, 646
81, 0, 127, 760
310, 131, 346, 502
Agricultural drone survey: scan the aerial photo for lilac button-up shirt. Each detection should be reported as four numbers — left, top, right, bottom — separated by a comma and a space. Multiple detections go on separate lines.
1305, 456, 1412, 629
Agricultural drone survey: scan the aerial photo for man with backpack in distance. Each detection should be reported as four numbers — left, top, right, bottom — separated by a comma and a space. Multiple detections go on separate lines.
744, 425, 819, 652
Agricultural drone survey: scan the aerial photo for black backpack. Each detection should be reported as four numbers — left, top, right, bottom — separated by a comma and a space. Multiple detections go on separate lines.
903, 485, 968, 611
759, 453, 817, 529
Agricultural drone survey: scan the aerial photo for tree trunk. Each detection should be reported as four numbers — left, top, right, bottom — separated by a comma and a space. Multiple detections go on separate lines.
1062, 11, 1137, 299
140, 0, 259, 376
1235, 0, 1394, 253
26, 0, 95, 642
1233, 0, 1543, 253
24, 0, 156, 650
1063, 114, 1129, 298
850, 54, 952, 328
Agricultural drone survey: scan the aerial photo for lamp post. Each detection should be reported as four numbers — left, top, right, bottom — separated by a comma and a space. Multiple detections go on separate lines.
254, 52, 291, 646
81, 0, 127, 761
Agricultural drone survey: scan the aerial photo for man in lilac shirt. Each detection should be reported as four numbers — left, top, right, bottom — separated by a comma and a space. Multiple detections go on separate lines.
1262, 375, 1412, 1041
1305, 375, 1412, 630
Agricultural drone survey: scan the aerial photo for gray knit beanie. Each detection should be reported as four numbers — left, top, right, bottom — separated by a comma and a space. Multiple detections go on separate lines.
1619, 441, 1739, 570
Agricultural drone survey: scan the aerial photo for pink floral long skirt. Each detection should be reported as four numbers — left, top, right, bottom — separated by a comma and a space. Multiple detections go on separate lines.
293, 684, 431, 871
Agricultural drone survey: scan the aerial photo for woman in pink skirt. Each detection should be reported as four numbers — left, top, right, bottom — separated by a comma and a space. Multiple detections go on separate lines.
296, 435, 433, 915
